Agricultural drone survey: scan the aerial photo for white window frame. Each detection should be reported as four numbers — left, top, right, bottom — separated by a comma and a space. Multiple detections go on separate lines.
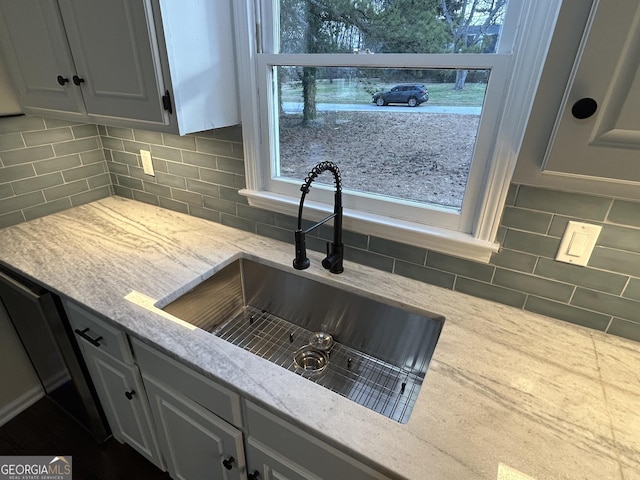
233, 0, 562, 262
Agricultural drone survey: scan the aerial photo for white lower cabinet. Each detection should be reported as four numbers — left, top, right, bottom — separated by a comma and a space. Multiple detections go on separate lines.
77, 342, 164, 469
65, 299, 164, 469
245, 438, 320, 480
132, 338, 247, 480
65, 301, 389, 480
244, 402, 390, 480
143, 374, 246, 480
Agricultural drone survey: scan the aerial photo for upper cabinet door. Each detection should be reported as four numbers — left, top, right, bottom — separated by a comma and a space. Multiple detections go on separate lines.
157, 0, 239, 134
0, 0, 85, 114
56, 0, 168, 125
543, 0, 640, 183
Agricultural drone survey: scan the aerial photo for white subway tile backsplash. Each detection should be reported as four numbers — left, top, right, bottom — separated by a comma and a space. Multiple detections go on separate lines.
0, 116, 111, 223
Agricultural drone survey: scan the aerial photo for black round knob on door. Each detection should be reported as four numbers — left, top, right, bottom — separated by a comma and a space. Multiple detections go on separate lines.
57, 75, 69, 86
247, 471, 260, 480
222, 456, 235, 470
571, 97, 598, 119
72, 75, 85, 86
124, 390, 136, 400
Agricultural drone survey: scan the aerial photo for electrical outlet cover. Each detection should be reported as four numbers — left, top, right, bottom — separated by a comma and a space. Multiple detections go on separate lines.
140, 150, 155, 176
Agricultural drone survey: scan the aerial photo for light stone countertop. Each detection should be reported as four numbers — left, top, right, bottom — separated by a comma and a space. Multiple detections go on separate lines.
0, 196, 638, 480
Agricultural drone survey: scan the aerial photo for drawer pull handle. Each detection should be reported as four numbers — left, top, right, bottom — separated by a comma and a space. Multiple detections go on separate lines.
57, 75, 69, 85
248, 471, 260, 480
72, 75, 85, 86
124, 390, 136, 400
74, 328, 103, 347
222, 456, 235, 470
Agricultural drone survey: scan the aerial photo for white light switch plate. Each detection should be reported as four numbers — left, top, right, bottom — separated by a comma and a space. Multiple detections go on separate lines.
140, 149, 155, 176
555, 221, 602, 266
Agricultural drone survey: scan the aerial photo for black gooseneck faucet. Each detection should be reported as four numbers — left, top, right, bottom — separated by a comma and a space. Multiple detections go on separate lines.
293, 161, 344, 274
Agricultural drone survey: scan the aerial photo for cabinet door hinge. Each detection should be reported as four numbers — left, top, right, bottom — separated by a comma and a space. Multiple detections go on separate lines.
162, 90, 173, 114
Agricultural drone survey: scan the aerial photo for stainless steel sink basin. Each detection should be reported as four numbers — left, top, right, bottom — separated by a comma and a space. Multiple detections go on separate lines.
161, 258, 444, 423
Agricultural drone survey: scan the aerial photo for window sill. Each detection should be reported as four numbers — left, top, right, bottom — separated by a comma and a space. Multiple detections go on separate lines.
239, 189, 499, 263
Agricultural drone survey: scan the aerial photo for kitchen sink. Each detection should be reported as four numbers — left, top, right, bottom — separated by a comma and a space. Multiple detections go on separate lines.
161, 258, 444, 423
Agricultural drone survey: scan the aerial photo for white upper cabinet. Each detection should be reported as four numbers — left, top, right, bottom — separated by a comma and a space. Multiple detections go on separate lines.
0, 0, 86, 115
515, 0, 640, 199
0, 0, 239, 135
56, 0, 168, 125
542, 0, 640, 183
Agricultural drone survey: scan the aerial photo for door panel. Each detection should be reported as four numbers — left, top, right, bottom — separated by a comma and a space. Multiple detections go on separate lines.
57, 0, 166, 123
543, 0, 640, 182
83, 347, 163, 468
144, 375, 245, 480
0, 0, 84, 113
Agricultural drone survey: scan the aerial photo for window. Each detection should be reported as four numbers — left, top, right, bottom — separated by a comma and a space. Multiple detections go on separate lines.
233, 0, 562, 262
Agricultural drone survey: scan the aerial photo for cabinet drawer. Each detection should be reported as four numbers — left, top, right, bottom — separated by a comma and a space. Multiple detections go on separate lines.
131, 338, 242, 428
64, 299, 133, 364
245, 401, 390, 480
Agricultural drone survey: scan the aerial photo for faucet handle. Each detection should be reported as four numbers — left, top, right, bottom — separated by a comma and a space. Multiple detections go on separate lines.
322, 241, 333, 270
322, 242, 344, 274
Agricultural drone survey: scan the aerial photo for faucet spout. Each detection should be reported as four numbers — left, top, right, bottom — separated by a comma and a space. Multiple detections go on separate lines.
293, 162, 344, 274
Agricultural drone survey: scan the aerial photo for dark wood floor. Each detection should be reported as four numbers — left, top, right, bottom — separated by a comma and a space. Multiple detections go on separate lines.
0, 397, 170, 480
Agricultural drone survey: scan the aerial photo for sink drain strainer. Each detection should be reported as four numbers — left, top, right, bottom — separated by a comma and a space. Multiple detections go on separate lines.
309, 331, 334, 351
293, 345, 328, 375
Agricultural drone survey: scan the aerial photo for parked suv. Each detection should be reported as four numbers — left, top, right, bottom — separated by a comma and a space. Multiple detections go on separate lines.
372, 84, 429, 107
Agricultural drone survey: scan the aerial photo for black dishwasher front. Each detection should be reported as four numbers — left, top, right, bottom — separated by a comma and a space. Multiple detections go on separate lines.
0, 266, 110, 442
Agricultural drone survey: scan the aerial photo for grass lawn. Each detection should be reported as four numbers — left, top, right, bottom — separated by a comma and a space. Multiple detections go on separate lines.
280, 78, 486, 107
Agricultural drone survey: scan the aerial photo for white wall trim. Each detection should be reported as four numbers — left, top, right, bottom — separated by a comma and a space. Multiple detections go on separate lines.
0, 385, 44, 427
474, 0, 563, 242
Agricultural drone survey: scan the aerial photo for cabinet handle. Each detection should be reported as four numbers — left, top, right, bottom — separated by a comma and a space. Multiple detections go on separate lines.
571, 97, 597, 119
57, 75, 69, 85
72, 75, 85, 86
124, 390, 136, 400
74, 328, 103, 347
247, 471, 260, 480
222, 456, 235, 470
162, 90, 173, 114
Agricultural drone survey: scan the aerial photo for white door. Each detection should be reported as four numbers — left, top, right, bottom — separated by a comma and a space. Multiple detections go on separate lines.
543, 0, 640, 183
82, 346, 164, 469
143, 375, 246, 480
56, 0, 169, 124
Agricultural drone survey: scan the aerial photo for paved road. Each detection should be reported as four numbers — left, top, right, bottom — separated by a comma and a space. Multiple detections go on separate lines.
282, 102, 481, 115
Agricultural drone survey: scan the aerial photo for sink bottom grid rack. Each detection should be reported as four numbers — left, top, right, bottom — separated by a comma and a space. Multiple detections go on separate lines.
212, 305, 424, 424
